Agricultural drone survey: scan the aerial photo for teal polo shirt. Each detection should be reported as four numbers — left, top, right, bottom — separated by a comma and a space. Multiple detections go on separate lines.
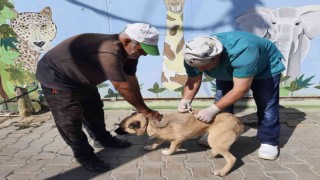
185, 31, 285, 81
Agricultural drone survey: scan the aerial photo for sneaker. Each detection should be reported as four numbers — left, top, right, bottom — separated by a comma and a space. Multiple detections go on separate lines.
93, 137, 132, 148
258, 144, 279, 160
198, 134, 209, 147
75, 154, 109, 172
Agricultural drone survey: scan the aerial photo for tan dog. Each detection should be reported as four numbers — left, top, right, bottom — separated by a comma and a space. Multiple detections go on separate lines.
115, 111, 244, 176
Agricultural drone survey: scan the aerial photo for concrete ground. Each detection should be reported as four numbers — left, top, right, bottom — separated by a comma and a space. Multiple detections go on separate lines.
0, 107, 320, 180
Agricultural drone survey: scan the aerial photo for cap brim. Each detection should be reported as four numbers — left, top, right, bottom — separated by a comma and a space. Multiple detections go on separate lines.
140, 43, 160, 56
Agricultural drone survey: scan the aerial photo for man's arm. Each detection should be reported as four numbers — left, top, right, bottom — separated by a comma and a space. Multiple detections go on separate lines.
182, 75, 202, 100
177, 75, 202, 112
194, 76, 253, 122
111, 75, 162, 120
215, 76, 253, 110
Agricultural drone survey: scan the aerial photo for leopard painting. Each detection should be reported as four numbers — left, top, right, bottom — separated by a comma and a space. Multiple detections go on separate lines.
11, 7, 57, 73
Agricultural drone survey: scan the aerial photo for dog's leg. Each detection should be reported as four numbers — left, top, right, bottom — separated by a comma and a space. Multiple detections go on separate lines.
207, 148, 219, 158
207, 129, 238, 176
144, 139, 165, 151
161, 140, 182, 155
211, 145, 236, 177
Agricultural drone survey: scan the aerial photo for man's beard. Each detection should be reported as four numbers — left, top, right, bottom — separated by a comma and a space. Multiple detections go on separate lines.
127, 47, 139, 59
127, 53, 139, 59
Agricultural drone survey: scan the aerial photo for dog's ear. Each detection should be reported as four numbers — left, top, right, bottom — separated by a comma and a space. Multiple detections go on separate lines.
128, 120, 141, 129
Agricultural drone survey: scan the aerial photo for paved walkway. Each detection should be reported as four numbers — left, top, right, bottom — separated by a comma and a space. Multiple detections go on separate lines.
0, 107, 320, 180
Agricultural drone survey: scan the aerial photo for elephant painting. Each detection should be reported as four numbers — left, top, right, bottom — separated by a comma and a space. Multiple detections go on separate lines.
236, 5, 320, 82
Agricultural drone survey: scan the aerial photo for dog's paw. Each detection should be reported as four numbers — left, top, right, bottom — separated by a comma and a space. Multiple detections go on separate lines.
213, 169, 227, 177
161, 149, 173, 156
144, 145, 154, 151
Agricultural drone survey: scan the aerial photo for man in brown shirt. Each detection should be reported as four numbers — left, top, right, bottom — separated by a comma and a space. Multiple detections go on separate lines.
36, 23, 162, 172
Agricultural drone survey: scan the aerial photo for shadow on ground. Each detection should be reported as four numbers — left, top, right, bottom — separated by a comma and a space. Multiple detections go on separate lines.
228, 106, 307, 173
44, 107, 306, 179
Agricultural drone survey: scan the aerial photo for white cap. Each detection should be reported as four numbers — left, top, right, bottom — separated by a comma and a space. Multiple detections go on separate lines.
183, 36, 223, 67
124, 23, 160, 56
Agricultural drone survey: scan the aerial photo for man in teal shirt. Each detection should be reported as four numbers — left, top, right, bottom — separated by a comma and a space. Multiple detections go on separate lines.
178, 31, 285, 160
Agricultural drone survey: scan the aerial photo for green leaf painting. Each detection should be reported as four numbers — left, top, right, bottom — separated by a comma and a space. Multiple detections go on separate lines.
0, 24, 16, 37
284, 75, 315, 96
174, 86, 184, 97
202, 74, 215, 82
0, 44, 19, 64
0, 0, 19, 100
210, 81, 216, 92
5, 64, 25, 85
0, 36, 18, 51
97, 82, 109, 88
139, 83, 144, 90
104, 88, 121, 98
0, 5, 17, 24
280, 75, 291, 83
0, 0, 14, 10
148, 82, 166, 97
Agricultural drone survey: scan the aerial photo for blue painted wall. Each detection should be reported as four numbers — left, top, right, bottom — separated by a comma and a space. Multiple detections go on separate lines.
7, 0, 320, 98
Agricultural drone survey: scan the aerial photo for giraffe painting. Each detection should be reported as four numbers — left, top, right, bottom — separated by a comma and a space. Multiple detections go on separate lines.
161, 0, 188, 91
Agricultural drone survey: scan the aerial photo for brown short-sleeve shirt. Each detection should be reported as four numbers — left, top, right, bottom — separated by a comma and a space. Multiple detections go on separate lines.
36, 33, 138, 90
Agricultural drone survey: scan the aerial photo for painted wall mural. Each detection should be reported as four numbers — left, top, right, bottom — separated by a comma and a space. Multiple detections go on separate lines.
0, 0, 16, 101
161, 0, 188, 91
11, 7, 56, 73
0, 3, 57, 102
236, 5, 320, 96
1, 0, 320, 101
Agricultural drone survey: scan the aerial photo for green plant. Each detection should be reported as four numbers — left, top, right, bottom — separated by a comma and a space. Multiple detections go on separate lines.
284, 74, 314, 96
174, 86, 184, 97
0, 36, 18, 51
0, 0, 18, 99
147, 82, 166, 97
4, 64, 35, 85
104, 88, 121, 99
0, 24, 18, 52
209, 81, 216, 92
97, 82, 109, 88
99, 82, 120, 99
202, 74, 216, 93
202, 74, 215, 82
139, 83, 144, 90
280, 74, 291, 88
0, 0, 14, 11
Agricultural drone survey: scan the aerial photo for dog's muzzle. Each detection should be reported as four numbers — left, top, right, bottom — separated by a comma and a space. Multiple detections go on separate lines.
115, 127, 129, 135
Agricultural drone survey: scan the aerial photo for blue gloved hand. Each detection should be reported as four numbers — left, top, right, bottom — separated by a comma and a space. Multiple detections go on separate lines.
195, 104, 221, 123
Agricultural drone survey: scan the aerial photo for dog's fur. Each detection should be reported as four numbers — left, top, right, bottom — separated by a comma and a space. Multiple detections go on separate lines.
115, 111, 244, 176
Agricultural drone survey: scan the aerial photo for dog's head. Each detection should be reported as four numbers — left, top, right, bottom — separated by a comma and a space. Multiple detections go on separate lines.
115, 113, 148, 136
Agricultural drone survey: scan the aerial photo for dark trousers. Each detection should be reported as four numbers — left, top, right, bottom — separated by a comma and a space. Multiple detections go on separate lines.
41, 85, 113, 158
215, 75, 281, 146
